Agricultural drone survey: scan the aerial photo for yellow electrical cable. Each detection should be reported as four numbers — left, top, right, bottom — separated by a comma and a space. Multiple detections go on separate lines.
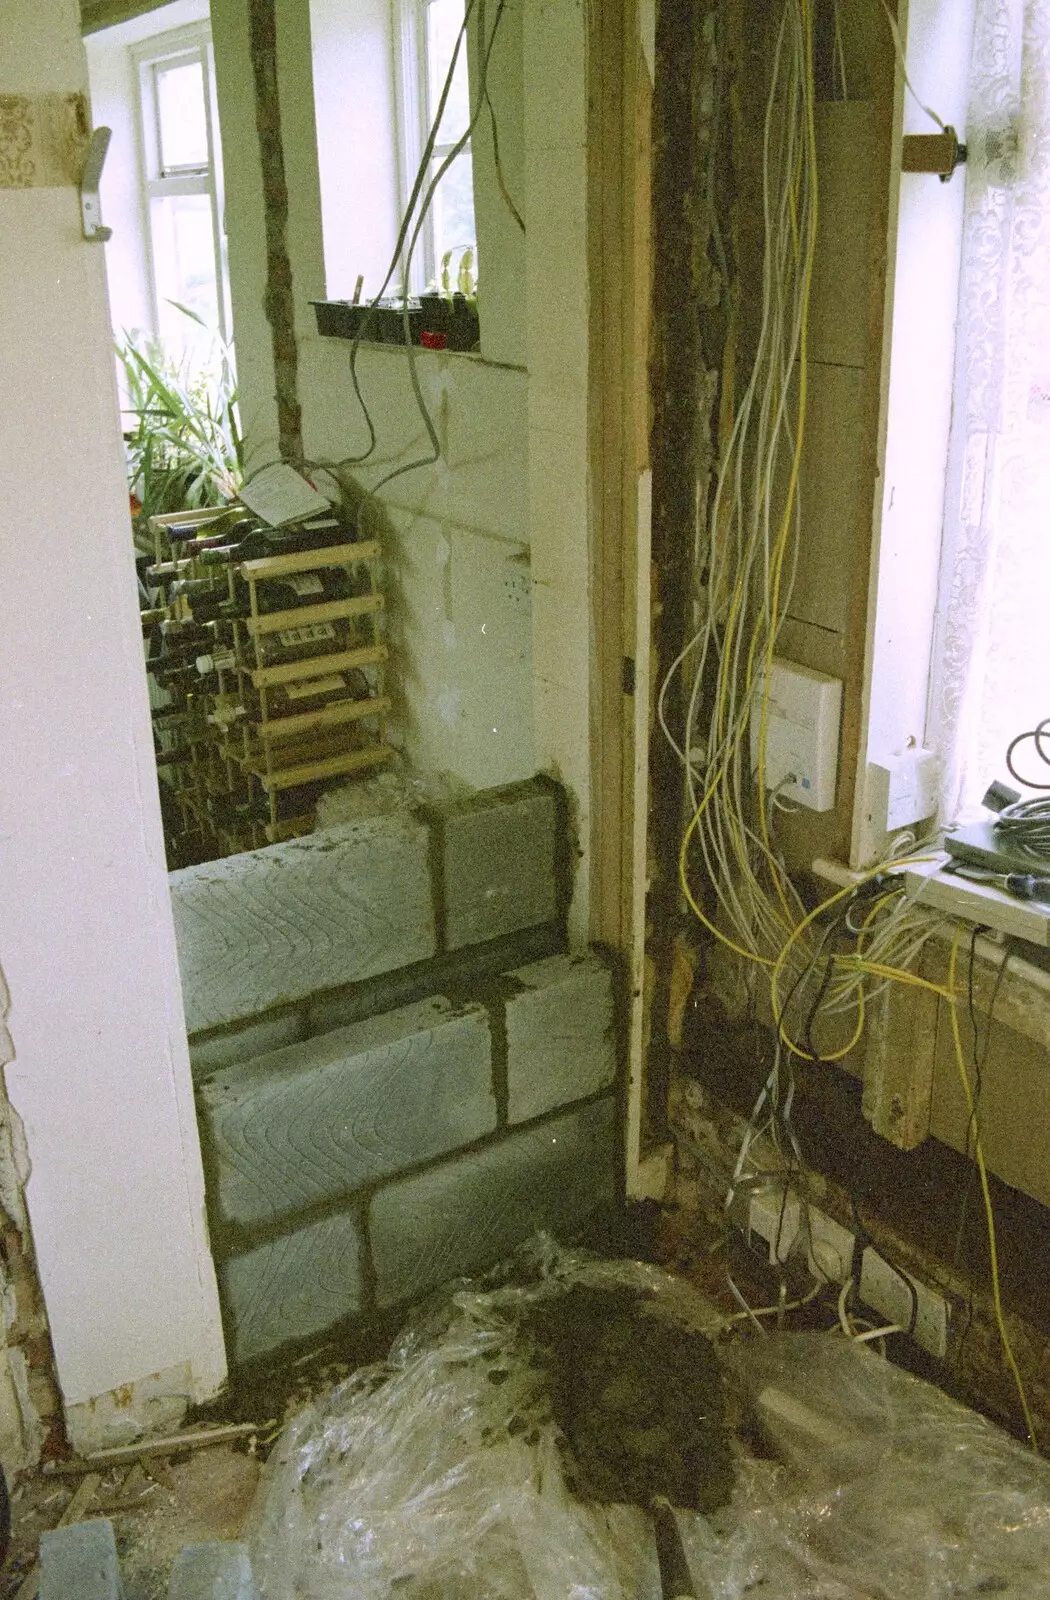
754, 0, 819, 924
946, 928, 1039, 1450
775, 889, 902, 1061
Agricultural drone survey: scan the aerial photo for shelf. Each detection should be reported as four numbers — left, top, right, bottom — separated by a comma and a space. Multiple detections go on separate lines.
245, 593, 384, 637
253, 694, 391, 744
238, 540, 379, 580
250, 642, 387, 689
246, 740, 393, 791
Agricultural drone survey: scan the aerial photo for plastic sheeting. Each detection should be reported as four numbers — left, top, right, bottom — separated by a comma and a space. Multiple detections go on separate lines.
249, 1239, 1050, 1599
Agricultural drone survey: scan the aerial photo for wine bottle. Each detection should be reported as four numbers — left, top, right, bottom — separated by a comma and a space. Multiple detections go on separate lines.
195, 647, 238, 678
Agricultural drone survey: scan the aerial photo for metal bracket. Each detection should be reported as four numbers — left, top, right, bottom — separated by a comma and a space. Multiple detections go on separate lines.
901, 126, 967, 183
80, 126, 112, 241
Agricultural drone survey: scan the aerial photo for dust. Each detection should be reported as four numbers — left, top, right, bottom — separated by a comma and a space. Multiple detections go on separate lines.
525, 1283, 734, 1513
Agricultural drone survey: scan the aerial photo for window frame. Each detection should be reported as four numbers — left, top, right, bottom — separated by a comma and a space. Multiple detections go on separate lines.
131, 22, 231, 345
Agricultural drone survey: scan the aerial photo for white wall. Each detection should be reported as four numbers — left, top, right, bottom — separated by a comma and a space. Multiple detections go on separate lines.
211, 0, 594, 926
854, 0, 975, 861
0, 0, 226, 1434
85, 0, 211, 343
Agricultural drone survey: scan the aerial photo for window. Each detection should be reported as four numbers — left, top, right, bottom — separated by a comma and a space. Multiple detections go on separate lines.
310, 0, 478, 305
395, 0, 478, 293
133, 25, 230, 364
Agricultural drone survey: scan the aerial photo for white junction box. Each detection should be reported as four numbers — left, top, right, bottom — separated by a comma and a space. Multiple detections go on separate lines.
866, 747, 941, 834
751, 658, 842, 812
859, 1245, 948, 1359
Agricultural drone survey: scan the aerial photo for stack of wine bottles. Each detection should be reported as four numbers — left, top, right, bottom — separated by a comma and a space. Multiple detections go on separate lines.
140, 504, 391, 866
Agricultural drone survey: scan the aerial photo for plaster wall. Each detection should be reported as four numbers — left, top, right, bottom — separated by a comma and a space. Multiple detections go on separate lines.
0, 0, 226, 1423
210, 0, 594, 929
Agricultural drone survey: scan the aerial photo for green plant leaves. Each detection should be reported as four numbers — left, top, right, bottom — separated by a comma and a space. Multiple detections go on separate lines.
116, 310, 242, 532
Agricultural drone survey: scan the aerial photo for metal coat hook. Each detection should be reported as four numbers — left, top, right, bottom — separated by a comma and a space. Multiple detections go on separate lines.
80, 126, 113, 241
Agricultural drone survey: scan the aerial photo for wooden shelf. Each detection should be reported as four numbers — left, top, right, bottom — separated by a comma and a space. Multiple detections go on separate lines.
245, 593, 383, 636
250, 642, 387, 689
247, 740, 393, 791
143, 516, 391, 863
253, 694, 391, 744
238, 540, 380, 580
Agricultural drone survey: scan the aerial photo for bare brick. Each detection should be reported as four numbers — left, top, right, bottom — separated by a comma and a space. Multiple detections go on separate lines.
220, 1209, 364, 1362
170, 818, 436, 1034
200, 999, 495, 1228
40, 1519, 123, 1600
505, 952, 617, 1122
370, 1096, 617, 1307
435, 779, 560, 950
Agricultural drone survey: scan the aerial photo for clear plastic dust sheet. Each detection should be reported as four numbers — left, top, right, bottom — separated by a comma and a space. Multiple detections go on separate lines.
249, 1236, 1050, 1598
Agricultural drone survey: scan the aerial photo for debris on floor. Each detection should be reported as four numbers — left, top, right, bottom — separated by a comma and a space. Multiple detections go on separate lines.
10, 1234, 1050, 1598
3, 1442, 261, 1600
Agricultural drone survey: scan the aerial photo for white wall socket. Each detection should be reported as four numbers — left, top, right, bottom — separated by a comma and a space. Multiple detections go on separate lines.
751, 658, 842, 812
858, 1245, 948, 1359
748, 1191, 853, 1283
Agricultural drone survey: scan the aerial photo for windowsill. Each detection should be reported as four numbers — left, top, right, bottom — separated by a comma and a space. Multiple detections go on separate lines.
335, 339, 527, 375
813, 853, 1050, 955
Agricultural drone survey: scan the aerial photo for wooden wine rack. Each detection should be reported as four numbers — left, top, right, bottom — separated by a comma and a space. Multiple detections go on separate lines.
141, 510, 392, 865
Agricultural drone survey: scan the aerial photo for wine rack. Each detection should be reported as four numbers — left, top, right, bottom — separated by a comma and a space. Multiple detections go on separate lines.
141, 507, 392, 866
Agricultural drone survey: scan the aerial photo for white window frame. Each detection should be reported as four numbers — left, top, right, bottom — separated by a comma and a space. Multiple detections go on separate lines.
131, 22, 231, 343
392, 0, 474, 295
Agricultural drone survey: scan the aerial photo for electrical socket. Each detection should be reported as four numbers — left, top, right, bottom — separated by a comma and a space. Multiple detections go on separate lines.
748, 1187, 800, 1266
744, 1192, 949, 1357
858, 1245, 948, 1359
747, 1191, 853, 1283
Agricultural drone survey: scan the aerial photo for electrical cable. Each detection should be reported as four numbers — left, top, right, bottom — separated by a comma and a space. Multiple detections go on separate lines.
308, 0, 510, 499
877, 0, 948, 132
952, 929, 1011, 1368
1005, 717, 1050, 789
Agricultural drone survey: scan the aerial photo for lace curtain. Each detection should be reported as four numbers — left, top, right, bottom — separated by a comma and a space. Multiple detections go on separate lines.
927, 0, 1050, 821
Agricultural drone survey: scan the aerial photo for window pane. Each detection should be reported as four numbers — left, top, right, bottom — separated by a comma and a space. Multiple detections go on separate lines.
427, 0, 470, 143
156, 58, 209, 172
429, 148, 476, 286
150, 193, 220, 359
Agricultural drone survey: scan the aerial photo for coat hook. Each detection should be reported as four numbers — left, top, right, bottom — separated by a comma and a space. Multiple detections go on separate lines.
80, 126, 113, 241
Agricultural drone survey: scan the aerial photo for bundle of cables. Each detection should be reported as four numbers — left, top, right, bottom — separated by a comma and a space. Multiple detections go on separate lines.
994, 719, 1050, 859
659, 0, 1039, 1446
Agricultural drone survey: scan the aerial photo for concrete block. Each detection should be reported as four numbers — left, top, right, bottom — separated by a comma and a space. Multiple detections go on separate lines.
40, 1518, 123, 1600
505, 952, 617, 1123
303, 924, 563, 1037
434, 779, 561, 951
220, 1209, 364, 1363
371, 1096, 618, 1307
189, 1011, 306, 1083
170, 818, 436, 1034
201, 999, 495, 1228
168, 1542, 257, 1599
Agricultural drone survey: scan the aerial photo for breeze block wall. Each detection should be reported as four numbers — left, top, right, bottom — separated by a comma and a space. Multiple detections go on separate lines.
170, 779, 622, 1364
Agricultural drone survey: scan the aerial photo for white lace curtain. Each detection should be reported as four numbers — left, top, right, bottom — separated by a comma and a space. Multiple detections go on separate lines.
927, 0, 1050, 821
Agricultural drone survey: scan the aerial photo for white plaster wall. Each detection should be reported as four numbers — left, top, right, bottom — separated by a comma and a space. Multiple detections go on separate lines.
212, 0, 539, 793
0, 0, 226, 1420
524, 0, 591, 941
85, 0, 211, 343
855, 0, 975, 860
211, 0, 593, 917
